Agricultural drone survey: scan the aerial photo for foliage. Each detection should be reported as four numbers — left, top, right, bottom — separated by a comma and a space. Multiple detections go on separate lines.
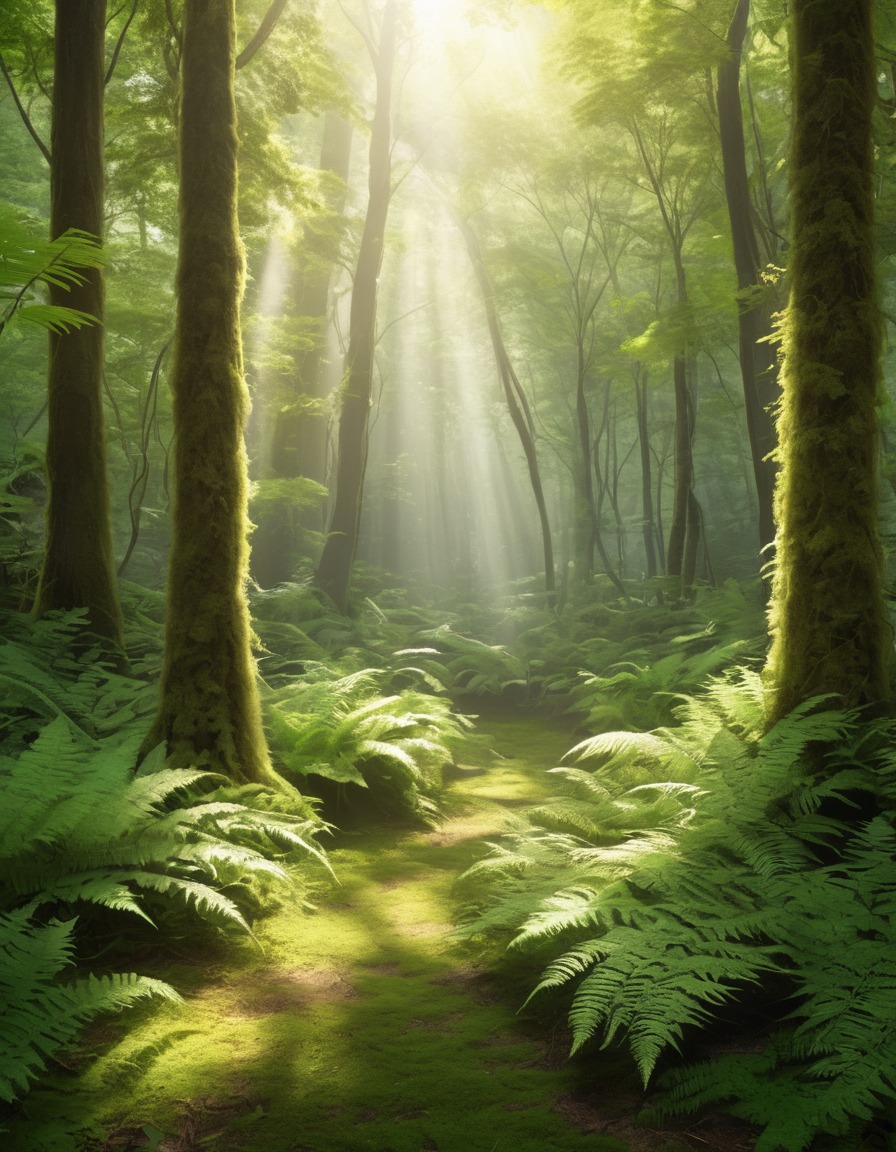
0, 205, 104, 337
0, 607, 154, 749
458, 671, 896, 1149
0, 609, 328, 1110
511, 580, 765, 726
0, 906, 179, 1106
403, 625, 529, 698
266, 664, 471, 824
0, 444, 44, 603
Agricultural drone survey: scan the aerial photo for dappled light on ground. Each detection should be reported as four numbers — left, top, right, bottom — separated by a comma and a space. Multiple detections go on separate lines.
5, 717, 731, 1152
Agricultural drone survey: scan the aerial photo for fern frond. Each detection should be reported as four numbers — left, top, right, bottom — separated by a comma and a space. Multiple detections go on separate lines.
0, 909, 179, 1103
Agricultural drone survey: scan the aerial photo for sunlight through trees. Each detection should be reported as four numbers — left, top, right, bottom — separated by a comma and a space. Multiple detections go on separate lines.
2, 0, 896, 1147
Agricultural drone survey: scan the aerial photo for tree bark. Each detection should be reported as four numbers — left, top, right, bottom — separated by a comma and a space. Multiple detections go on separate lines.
765, 0, 889, 724
635, 374, 658, 578
315, 2, 397, 614
144, 0, 276, 784
270, 111, 353, 491
34, 0, 125, 651
666, 352, 692, 579
254, 111, 354, 588
717, 0, 778, 553
459, 217, 556, 604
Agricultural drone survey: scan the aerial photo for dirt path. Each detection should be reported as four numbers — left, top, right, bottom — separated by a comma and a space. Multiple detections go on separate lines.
8, 716, 715, 1152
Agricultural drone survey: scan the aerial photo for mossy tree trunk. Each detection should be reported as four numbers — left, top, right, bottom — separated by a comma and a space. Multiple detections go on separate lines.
315, 2, 397, 614
34, 0, 125, 651
144, 0, 277, 784
765, 0, 889, 725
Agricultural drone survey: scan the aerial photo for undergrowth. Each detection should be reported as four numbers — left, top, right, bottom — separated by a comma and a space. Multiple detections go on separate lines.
0, 610, 329, 1116
457, 671, 896, 1151
265, 663, 472, 825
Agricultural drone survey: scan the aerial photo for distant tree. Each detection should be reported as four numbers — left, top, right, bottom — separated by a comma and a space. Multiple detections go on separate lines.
33, 0, 125, 649
315, 0, 398, 614
716, 0, 779, 553
271, 110, 354, 493
253, 110, 354, 588
142, 0, 277, 784
765, 0, 890, 723
458, 215, 556, 604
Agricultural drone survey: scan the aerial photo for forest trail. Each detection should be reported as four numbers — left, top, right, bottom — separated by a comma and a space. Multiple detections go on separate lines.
11, 717, 705, 1152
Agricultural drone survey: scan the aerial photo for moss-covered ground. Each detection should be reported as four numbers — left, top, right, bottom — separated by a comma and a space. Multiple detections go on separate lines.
6, 717, 742, 1152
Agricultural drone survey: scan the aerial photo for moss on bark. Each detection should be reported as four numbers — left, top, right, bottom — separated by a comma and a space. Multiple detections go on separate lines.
765, 0, 890, 724
144, 0, 276, 784
35, 0, 125, 651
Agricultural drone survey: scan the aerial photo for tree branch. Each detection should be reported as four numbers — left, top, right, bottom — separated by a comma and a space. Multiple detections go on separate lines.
0, 54, 50, 165
236, 0, 289, 69
105, 0, 140, 86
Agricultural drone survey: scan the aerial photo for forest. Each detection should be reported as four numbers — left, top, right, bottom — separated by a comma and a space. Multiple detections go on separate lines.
1, 0, 895, 1149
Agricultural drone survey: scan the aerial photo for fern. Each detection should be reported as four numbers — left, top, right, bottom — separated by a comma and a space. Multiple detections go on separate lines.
0, 206, 105, 338
266, 664, 471, 824
413, 625, 529, 697
0, 608, 154, 750
458, 670, 896, 1147
0, 714, 329, 1106
0, 719, 328, 920
0, 907, 180, 1105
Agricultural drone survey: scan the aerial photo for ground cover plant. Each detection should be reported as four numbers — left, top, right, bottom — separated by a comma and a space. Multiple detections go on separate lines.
456, 675, 896, 1150
265, 662, 473, 824
0, 611, 330, 1119
0, 717, 731, 1152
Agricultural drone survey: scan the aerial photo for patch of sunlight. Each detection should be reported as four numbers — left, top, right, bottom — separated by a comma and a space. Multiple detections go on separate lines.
4, 714, 640, 1152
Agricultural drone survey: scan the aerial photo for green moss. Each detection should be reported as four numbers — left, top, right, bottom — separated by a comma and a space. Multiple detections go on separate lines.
765, 0, 890, 724
143, 0, 275, 784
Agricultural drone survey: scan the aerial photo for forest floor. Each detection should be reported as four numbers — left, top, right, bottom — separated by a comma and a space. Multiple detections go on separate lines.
7, 716, 755, 1152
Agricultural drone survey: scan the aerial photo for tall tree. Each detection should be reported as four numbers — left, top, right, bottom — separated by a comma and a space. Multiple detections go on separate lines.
33, 0, 125, 649
271, 110, 354, 492
716, 0, 779, 553
629, 117, 705, 591
765, 0, 890, 724
143, 0, 276, 784
458, 215, 556, 604
252, 110, 354, 588
315, 0, 397, 614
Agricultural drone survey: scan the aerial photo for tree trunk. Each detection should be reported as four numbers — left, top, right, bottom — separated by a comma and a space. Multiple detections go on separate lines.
765, 0, 889, 724
459, 217, 556, 604
574, 342, 597, 583
666, 352, 692, 578
635, 374, 658, 578
270, 111, 353, 490
34, 0, 125, 651
315, 2, 397, 614
143, 0, 276, 784
717, 0, 778, 553
253, 112, 353, 587
683, 488, 701, 592
591, 378, 627, 596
